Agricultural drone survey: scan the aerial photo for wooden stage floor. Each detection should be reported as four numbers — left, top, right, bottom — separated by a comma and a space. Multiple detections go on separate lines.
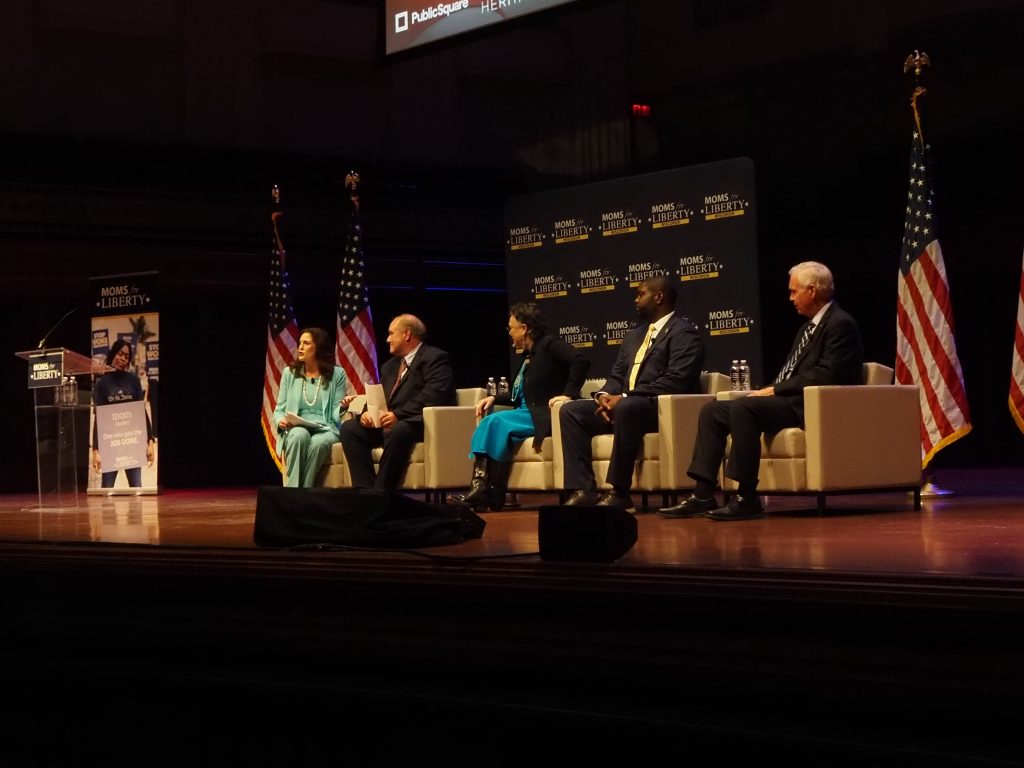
0, 467, 1022, 579
1, 468, 1023, 765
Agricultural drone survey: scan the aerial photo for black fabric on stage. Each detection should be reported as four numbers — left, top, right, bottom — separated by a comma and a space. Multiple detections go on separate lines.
537, 505, 637, 562
254, 487, 485, 548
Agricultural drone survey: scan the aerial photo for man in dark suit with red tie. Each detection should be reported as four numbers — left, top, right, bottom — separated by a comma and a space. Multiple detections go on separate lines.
659, 261, 863, 521
339, 314, 456, 489
559, 276, 705, 511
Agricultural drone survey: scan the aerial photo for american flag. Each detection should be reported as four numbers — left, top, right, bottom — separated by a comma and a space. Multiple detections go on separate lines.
260, 187, 300, 470
895, 87, 971, 468
1010, 251, 1024, 434
335, 173, 378, 394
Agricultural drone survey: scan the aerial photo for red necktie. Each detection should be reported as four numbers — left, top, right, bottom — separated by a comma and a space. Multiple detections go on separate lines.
389, 359, 407, 400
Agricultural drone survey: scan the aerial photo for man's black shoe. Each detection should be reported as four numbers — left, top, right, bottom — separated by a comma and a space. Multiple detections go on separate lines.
706, 495, 765, 521
657, 495, 716, 519
564, 489, 599, 506
596, 490, 636, 514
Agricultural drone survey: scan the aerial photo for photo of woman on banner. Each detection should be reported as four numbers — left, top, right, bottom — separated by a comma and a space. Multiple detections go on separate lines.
91, 339, 155, 488
273, 327, 354, 487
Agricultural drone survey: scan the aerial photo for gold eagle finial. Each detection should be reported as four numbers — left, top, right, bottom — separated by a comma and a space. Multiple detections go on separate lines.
903, 50, 931, 78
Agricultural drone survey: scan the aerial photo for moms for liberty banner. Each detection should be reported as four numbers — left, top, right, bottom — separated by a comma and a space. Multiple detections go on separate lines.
504, 158, 761, 382
89, 272, 159, 494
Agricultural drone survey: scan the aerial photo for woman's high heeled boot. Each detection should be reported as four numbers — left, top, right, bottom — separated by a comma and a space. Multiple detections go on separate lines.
487, 460, 510, 511
449, 455, 490, 511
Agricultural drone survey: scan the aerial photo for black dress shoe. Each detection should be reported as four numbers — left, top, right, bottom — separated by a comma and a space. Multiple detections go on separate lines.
706, 495, 765, 521
564, 489, 599, 506
657, 495, 716, 519
596, 490, 636, 513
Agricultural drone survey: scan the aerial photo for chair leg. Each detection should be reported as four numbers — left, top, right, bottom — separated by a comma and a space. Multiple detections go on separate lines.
817, 494, 826, 514
913, 487, 921, 510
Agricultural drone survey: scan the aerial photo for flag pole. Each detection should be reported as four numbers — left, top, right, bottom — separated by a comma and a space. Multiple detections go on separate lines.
903, 51, 955, 500
261, 184, 301, 473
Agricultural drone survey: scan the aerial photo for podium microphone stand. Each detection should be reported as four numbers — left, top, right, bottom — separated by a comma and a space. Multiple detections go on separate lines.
15, 347, 109, 511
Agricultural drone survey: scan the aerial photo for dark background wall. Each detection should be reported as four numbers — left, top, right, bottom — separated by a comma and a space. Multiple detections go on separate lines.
2, 0, 1022, 491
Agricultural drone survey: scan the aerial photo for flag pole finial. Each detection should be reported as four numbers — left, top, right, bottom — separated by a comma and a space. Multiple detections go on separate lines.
904, 51, 931, 143
903, 50, 930, 80
345, 171, 360, 211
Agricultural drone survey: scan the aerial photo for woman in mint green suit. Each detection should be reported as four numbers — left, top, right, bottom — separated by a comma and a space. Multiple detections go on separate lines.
273, 327, 352, 487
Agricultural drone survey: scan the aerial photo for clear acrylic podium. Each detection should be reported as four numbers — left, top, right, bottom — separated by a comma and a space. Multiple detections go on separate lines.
15, 347, 108, 510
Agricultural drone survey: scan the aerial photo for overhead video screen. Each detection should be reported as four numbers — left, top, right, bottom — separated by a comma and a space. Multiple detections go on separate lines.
385, 0, 580, 55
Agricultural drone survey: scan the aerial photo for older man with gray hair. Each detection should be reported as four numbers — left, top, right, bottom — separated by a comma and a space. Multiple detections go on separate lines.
339, 313, 455, 490
659, 261, 863, 521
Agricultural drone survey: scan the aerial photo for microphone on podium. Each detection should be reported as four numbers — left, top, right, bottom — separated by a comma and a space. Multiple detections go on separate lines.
37, 308, 77, 350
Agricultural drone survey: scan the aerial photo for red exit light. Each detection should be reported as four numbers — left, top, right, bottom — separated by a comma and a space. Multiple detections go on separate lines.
631, 104, 651, 118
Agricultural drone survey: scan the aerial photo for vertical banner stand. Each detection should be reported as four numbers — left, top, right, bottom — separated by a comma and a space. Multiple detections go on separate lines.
89, 272, 160, 495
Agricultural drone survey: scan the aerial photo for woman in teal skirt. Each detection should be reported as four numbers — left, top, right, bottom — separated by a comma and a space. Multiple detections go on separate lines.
452, 303, 589, 511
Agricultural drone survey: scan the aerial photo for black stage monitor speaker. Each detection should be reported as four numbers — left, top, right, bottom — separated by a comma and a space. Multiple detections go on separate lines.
254, 487, 486, 548
537, 505, 638, 563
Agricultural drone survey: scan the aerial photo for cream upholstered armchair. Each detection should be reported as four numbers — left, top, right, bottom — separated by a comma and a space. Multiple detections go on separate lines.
319, 387, 485, 500
494, 387, 590, 501
547, 371, 732, 508
718, 362, 922, 510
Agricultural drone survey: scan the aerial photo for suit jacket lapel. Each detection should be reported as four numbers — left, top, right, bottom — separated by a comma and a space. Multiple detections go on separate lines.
642, 316, 674, 363
384, 358, 402, 400
795, 304, 834, 368
390, 353, 416, 399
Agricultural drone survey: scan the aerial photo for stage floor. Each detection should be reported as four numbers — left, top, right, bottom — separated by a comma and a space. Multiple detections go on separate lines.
1, 467, 1022, 579
3, 468, 1024, 765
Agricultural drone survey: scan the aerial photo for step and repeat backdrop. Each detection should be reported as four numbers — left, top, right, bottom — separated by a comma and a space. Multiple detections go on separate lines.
504, 157, 762, 384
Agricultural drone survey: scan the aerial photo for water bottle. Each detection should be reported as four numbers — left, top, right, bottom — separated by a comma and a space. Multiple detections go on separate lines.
59, 377, 78, 406
739, 359, 750, 391
497, 376, 510, 398
730, 360, 740, 391
486, 377, 497, 397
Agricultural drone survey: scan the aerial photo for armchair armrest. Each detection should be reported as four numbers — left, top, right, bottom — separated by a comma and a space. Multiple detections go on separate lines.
657, 393, 715, 489
422, 405, 478, 488
702, 371, 732, 395
458, 387, 487, 406
803, 385, 921, 490
716, 390, 748, 401
341, 394, 367, 422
